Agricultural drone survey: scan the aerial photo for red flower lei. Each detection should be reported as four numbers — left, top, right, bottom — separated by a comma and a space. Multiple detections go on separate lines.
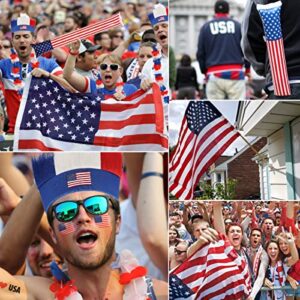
10, 49, 40, 98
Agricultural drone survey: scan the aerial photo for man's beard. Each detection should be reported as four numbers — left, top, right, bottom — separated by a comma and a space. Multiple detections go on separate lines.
64, 234, 116, 270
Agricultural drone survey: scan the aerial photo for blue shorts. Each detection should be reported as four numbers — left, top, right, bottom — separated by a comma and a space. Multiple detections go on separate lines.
285, 283, 300, 297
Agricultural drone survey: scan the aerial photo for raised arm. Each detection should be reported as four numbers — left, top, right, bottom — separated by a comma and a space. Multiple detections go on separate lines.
136, 152, 168, 280
212, 201, 225, 235
63, 40, 87, 92
0, 184, 44, 274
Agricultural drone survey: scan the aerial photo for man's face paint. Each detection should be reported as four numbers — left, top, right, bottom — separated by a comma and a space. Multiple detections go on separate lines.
94, 212, 110, 228
57, 222, 76, 235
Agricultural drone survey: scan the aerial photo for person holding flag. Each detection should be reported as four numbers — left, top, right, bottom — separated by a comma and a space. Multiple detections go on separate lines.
63, 40, 137, 100
0, 14, 64, 139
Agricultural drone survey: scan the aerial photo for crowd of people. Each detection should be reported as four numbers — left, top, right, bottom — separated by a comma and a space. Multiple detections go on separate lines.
0, 152, 168, 299
169, 200, 300, 299
0, 0, 169, 143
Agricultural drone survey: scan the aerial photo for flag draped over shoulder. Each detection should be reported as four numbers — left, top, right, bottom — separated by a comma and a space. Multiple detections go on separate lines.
257, 1, 290, 96
32, 14, 123, 57
13, 76, 167, 151
169, 234, 252, 300
169, 101, 239, 200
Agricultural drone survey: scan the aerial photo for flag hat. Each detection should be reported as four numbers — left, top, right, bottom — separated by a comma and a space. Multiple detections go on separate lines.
11, 14, 36, 33
32, 153, 122, 213
148, 4, 168, 26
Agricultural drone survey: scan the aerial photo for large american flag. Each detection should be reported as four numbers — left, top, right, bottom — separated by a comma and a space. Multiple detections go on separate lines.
257, 1, 290, 96
169, 101, 239, 200
169, 234, 252, 300
13, 77, 167, 151
32, 14, 123, 57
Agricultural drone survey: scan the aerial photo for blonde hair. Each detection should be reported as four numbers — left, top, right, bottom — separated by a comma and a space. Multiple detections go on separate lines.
98, 54, 123, 67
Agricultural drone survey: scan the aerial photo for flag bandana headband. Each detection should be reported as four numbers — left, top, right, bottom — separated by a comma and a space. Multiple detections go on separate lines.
32, 153, 122, 213
11, 14, 36, 33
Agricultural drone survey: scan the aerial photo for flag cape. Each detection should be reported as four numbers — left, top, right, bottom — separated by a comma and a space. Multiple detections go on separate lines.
169, 234, 252, 300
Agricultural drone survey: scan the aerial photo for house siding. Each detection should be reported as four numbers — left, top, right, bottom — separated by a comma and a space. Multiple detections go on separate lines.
268, 129, 288, 200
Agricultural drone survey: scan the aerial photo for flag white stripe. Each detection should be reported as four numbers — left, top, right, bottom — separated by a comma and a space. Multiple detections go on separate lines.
96, 124, 157, 138
100, 103, 155, 121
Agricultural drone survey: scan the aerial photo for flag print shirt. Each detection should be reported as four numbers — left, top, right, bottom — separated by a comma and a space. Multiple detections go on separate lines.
0, 57, 62, 133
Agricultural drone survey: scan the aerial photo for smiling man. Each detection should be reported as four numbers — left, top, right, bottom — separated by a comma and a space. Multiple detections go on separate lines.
0, 14, 63, 138
0, 153, 167, 300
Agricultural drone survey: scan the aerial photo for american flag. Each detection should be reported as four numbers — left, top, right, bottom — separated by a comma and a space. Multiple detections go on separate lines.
32, 14, 123, 57
67, 171, 91, 188
257, 2, 290, 96
58, 222, 76, 235
13, 77, 167, 151
94, 213, 110, 228
169, 234, 252, 300
169, 101, 239, 200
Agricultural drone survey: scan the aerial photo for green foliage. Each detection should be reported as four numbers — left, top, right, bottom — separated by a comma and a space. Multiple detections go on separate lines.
197, 178, 237, 200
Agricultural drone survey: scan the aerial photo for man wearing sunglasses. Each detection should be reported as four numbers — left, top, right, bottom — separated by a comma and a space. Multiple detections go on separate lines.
0, 153, 167, 299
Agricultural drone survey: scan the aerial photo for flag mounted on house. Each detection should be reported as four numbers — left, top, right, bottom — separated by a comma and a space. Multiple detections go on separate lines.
169, 234, 252, 300
32, 14, 123, 57
169, 101, 240, 200
13, 76, 167, 151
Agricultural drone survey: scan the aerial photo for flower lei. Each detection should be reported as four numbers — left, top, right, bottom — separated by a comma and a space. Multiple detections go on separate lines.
152, 45, 169, 104
49, 279, 79, 300
10, 48, 39, 99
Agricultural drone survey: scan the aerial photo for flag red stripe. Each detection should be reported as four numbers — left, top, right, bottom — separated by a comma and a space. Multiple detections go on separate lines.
170, 118, 227, 178
187, 132, 240, 199
101, 95, 153, 112
169, 120, 191, 172
267, 39, 290, 96
18, 139, 61, 151
94, 134, 168, 148
99, 114, 156, 130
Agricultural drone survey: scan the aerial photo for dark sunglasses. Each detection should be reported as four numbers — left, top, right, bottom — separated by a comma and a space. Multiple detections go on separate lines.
51, 195, 110, 222
100, 63, 120, 71
174, 249, 187, 255
114, 35, 124, 39
143, 38, 157, 43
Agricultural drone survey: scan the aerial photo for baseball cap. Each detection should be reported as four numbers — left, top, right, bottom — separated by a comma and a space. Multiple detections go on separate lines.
214, 0, 229, 14
79, 40, 101, 54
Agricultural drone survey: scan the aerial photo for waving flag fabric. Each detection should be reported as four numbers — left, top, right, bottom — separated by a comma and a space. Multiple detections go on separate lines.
169, 101, 239, 200
32, 14, 123, 57
257, 1, 290, 96
169, 234, 252, 300
13, 77, 167, 151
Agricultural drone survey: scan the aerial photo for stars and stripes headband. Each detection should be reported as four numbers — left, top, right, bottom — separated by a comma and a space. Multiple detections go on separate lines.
11, 13, 36, 33
32, 153, 122, 213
